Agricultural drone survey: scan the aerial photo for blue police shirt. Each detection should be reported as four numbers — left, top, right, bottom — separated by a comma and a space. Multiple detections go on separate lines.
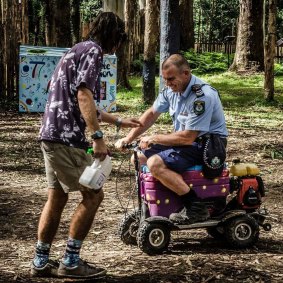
153, 74, 228, 137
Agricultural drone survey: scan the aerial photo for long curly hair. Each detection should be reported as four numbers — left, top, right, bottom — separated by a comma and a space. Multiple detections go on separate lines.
87, 12, 127, 54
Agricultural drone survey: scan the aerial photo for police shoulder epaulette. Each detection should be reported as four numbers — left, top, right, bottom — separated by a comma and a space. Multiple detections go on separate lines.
192, 84, 207, 97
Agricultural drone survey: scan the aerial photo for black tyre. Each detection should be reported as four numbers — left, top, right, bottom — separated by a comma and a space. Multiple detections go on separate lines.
137, 221, 170, 255
206, 226, 225, 240
118, 210, 140, 245
224, 214, 259, 248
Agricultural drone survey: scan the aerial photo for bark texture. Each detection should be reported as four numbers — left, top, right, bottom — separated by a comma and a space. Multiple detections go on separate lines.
143, 0, 159, 104
179, 0, 194, 51
230, 0, 264, 72
264, 0, 277, 101
160, 0, 180, 89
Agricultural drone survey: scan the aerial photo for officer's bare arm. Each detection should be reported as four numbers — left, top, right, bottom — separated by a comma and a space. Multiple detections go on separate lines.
150, 130, 199, 146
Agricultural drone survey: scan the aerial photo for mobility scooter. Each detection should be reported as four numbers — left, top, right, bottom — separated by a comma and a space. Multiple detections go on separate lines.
117, 144, 271, 255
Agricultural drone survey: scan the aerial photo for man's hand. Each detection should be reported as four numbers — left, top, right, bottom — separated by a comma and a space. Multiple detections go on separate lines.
139, 136, 155, 149
115, 137, 131, 149
121, 118, 143, 128
92, 139, 108, 160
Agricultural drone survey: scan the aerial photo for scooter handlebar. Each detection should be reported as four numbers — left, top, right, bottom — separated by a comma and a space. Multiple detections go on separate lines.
122, 141, 140, 150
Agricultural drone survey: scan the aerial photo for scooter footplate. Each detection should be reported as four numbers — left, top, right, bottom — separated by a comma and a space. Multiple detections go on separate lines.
173, 219, 221, 230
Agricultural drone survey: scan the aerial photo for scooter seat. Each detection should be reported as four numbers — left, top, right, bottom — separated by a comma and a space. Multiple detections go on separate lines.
141, 165, 203, 173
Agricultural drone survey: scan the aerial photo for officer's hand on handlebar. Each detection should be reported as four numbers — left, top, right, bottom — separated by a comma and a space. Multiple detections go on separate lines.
139, 136, 155, 150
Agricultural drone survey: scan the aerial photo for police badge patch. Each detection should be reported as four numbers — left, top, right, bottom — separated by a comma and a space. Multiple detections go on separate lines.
193, 100, 205, 115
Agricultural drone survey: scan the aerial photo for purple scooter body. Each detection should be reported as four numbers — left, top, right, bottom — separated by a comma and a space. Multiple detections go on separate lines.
140, 165, 230, 218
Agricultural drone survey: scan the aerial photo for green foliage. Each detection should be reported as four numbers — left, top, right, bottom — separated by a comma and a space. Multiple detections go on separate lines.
183, 50, 234, 74
116, 73, 283, 131
80, 0, 102, 23
275, 62, 283, 76
131, 54, 160, 75
193, 0, 239, 42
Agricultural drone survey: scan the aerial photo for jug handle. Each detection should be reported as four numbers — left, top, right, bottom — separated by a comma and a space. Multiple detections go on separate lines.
91, 159, 101, 169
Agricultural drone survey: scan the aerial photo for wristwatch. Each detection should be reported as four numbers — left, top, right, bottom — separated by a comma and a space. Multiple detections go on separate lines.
91, 130, 103, 140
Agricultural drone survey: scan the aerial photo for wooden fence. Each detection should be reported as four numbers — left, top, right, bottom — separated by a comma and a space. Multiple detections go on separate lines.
195, 42, 236, 54
195, 42, 283, 63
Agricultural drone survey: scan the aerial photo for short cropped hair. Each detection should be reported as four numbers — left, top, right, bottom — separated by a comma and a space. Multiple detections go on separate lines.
162, 54, 190, 72
88, 12, 127, 54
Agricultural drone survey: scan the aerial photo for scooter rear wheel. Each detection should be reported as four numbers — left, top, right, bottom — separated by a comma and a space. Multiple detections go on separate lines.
118, 210, 140, 245
224, 214, 259, 248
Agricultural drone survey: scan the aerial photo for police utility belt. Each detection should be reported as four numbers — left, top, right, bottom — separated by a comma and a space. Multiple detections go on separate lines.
195, 134, 227, 146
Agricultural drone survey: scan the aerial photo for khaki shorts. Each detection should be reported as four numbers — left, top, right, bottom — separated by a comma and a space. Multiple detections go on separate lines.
41, 141, 93, 193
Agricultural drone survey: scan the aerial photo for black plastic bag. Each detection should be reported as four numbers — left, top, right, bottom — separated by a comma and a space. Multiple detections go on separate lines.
202, 135, 227, 179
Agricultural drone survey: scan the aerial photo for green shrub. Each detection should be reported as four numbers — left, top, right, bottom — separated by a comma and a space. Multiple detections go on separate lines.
182, 50, 234, 74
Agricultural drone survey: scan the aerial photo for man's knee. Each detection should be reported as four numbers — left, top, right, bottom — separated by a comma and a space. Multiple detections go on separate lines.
81, 189, 104, 206
147, 155, 165, 176
47, 188, 68, 209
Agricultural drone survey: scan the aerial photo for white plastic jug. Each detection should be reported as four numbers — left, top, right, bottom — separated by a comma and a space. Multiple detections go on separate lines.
79, 155, 112, 190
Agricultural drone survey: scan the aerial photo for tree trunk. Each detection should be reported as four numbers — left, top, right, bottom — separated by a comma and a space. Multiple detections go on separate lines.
179, 0, 194, 51
0, 0, 4, 99
71, 0, 81, 45
103, 0, 130, 89
124, 0, 138, 71
160, 0, 180, 89
143, 0, 159, 104
54, 0, 72, 47
44, 0, 56, 46
21, 0, 29, 44
264, 0, 277, 101
229, 0, 264, 73
0, 0, 20, 102
103, 0, 124, 20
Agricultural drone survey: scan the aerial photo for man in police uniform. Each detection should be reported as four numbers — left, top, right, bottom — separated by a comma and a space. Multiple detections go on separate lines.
115, 54, 228, 224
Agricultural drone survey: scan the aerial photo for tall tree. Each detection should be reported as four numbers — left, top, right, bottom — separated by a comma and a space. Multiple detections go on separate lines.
103, 0, 131, 89
0, 0, 4, 99
160, 0, 180, 89
230, 0, 264, 72
71, 0, 82, 44
179, 0, 194, 51
264, 0, 277, 101
143, 0, 159, 104
20, 0, 29, 44
0, 0, 21, 101
103, 0, 124, 19
54, 0, 72, 47
43, 0, 56, 46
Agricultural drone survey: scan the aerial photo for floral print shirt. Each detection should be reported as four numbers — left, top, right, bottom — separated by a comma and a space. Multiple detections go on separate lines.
39, 40, 102, 149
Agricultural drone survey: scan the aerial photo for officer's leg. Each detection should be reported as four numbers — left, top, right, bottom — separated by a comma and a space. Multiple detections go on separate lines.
147, 154, 209, 224
146, 154, 190, 195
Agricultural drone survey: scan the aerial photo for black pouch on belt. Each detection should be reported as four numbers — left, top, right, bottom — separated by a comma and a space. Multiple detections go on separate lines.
202, 134, 227, 179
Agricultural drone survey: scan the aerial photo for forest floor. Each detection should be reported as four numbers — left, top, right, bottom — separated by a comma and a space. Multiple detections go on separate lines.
0, 110, 283, 283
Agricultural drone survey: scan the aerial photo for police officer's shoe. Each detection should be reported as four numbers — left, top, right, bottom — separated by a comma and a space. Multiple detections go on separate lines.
169, 202, 210, 224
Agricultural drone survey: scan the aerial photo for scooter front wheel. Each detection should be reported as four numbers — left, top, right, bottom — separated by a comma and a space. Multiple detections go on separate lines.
118, 210, 140, 245
137, 221, 170, 255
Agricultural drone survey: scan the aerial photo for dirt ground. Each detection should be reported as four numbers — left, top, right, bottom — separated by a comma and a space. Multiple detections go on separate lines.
0, 111, 282, 283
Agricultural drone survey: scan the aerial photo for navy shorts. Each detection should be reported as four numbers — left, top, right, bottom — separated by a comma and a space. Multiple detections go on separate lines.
142, 144, 204, 173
